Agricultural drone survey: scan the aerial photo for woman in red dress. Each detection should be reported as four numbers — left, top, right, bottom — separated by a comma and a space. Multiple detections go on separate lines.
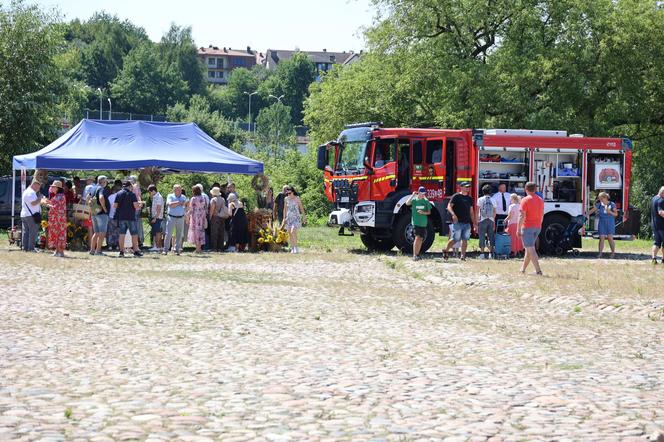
46, 180, 67, 257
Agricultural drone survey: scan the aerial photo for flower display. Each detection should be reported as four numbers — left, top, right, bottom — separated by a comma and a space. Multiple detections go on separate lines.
258, 227, 288, 251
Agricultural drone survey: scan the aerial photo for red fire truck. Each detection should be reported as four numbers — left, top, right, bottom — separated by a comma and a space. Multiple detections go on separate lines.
317, 123, 638, 254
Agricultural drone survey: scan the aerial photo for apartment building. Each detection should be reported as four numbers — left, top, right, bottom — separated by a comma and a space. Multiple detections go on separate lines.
198, 46, 258, 84
260, 49, 361, 79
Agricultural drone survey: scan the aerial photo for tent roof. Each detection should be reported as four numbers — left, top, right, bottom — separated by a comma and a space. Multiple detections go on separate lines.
12, 119, 263, 174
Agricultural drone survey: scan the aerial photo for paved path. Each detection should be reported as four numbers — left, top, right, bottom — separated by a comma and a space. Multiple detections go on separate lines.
0, 251, 663, 441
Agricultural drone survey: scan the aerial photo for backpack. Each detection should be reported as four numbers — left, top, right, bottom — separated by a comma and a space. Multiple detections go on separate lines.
479, 196, 494, 220
88, 186, 103, 215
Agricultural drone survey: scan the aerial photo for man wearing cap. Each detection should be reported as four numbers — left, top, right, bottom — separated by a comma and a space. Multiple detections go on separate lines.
20, 179, 43, 252
406, 186, 433, 260
90, 175, 110, 255
113, 180, 143, 257
444, 181, 476, 261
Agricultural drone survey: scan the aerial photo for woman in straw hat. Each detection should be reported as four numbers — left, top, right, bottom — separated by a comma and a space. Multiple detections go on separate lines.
45, 180, 67, 257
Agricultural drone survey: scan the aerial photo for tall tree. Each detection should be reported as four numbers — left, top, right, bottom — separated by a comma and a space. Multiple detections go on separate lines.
64, 12, 148, 89
261, 52, 316, 125
209, 67, 264, 120
159, 24, 206, 96
110, 43, 188, 114
256, 102, 296, 157
0, 1, 70, 173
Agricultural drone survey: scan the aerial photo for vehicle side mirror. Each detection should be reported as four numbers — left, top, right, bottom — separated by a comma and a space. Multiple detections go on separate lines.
324, 165, 333, 173
316, 145, 327, 171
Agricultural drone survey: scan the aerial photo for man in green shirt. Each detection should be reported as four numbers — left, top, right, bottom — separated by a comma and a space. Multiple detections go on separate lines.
406, 186, 432, 260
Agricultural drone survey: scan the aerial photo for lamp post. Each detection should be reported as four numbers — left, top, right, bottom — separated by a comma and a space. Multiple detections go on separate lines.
107, 98, 112, 121
96, 88, 102, 120
243, 91, 258, 132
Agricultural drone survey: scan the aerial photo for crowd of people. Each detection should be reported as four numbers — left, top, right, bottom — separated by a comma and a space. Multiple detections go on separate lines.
407, 180, 664, 275
18, 173, 664, 265
19, 175, 306, 257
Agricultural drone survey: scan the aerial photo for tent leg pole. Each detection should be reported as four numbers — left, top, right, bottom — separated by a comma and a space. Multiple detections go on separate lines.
11, 167, 16, 233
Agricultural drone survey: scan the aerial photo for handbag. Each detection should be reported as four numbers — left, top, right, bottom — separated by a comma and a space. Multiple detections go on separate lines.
25, 202, 41, 224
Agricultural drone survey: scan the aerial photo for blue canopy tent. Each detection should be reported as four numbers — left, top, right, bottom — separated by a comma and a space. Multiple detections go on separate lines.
11, 119, 263, 228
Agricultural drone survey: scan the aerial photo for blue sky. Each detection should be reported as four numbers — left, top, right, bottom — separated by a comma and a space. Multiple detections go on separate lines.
32, 0, 376, 53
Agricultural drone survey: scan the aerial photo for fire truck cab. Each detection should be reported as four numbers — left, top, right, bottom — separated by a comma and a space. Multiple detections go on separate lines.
317, 123, 637, 254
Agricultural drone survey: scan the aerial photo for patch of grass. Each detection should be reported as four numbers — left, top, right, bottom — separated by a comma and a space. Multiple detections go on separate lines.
633, 351, 645, 359
64, 408, 72, 419
573, 306, 582, 313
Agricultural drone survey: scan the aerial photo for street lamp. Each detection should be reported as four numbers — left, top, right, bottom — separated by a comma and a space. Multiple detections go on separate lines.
96, 88, 102, 120
107, 98, 112, 121
243, 91, 258, 132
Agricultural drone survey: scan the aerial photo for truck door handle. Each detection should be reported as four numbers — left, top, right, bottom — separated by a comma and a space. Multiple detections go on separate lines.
555, 204, 560, 208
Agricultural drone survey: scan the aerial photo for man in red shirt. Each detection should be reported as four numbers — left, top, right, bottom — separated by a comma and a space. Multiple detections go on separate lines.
518, 181, 544, 275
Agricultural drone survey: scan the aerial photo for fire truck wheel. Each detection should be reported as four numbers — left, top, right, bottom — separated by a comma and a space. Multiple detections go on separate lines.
393, 214, 435, 254
360, 233, 394, 252
540, 213, 568, 255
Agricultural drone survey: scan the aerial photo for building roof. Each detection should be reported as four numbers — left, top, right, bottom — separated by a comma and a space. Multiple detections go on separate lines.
264, 49, 358, 68
198, 46, 256, 58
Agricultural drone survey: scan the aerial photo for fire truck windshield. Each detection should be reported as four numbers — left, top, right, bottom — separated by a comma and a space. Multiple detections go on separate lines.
337, 141, 367, 174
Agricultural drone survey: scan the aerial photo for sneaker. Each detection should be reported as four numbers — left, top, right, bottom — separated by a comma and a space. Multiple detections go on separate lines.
95, 251, 106, 256
175, 250, 181, 256
161, 251, 168, 256
119, 251, 125, 258
412, 255, 421, 261
89, 250, 95, 255
652, 258, 658, 265
133, 251, 143, 257
460, 256, 467, 261
149, 246, 159, 252
479, 253, 487, 260
443, 250, 449, 261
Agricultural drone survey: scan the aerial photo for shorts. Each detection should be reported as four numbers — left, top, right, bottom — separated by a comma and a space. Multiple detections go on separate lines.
151, 218, 163, 235
118, 220, 139, 236
413, 225, 427, 238
451, 222, 471, 242
92, 214, 109, 234
654, 229, 664, 248
522, 227, 541, 248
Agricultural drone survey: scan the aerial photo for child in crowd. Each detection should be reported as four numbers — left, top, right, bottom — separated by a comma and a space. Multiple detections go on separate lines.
504, 193, 523, 257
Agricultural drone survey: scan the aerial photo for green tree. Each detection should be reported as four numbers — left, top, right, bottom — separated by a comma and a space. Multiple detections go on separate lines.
166, 95, 245, 148
159, 24, 206, 96
64, 12, 148, 89
261, 52, 316, 125
0, 1, 70, 173
111, 43, 188, 114
256, 102, 296, 157
208, 67, 265, 121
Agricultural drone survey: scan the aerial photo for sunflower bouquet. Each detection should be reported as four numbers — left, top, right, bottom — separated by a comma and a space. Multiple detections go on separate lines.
67, 221, 88, 251
257, 226, 288, 251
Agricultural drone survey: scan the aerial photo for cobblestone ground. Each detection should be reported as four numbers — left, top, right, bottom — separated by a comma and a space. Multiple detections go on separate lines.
1, 249, 663, 441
